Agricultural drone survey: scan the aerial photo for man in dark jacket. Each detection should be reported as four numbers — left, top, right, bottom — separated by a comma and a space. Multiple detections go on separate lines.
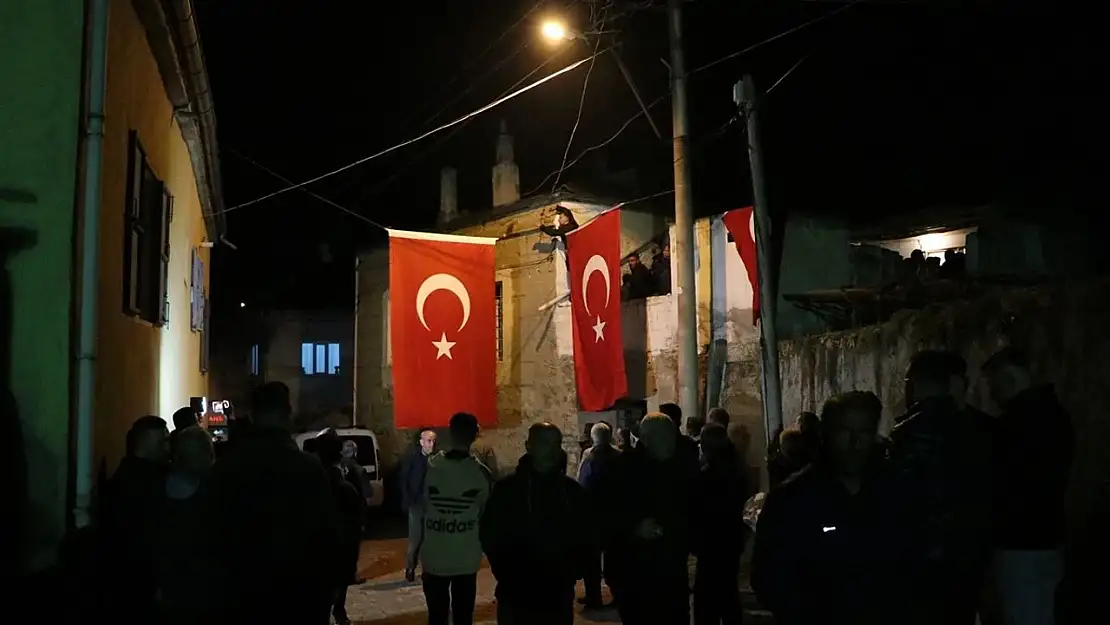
608, 413, 693, 625
888, 351, 992, 625
983, 347, 1073, 625
752, 392, 892, 625
400, 428, 436, 582
693, 423, 750, 625
317, 431, 365, 625
98, 415, 170, 623
660, 402, 701, 477
208, 382, 339, 625
576, 422, 621, 608
481, 423, 593, 625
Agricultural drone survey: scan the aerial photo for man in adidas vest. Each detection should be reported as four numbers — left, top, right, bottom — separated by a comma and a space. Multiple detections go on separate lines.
420, 412, 491, 625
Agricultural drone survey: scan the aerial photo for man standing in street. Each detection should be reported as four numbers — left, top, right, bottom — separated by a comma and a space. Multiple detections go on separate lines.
609, 413, 694, 625
576, 422, 621, 609
400, 428, 436, 582
888, 351, 992, 625
983, 347, 1073, 625
482, 423, 593, 625
420, 413, 491, 625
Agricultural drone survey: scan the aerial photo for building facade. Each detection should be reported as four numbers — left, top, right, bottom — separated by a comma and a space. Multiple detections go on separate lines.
0, 0, 223, 572
355, 124, 675, 471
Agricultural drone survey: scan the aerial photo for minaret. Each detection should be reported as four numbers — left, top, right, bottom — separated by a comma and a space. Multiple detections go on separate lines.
437, 166, 458, 226
492, 119, 520, 207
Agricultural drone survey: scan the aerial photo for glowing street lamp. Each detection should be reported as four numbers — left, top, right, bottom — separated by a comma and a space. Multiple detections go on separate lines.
541, 20, 569, 42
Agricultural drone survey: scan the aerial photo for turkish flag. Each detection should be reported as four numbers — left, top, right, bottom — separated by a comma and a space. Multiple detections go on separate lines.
566, 210, 627, 411
388, 230, 498, 428
722, 207, 760, 324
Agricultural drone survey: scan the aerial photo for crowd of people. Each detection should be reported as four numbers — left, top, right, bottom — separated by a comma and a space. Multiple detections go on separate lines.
398, 345, 1072, 625
753, 347, 1073, 625
401, 404, 749, 625
80, 382, 369, 625
66, 342, 1071, 625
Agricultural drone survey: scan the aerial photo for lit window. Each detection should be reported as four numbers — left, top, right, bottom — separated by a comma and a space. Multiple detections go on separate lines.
495, 281, 504, 361
383, 290, 391, 367
301, 343, 313, 375
249, 344, 260, 376
300, 342, 341, 376
328, 343, 340, 375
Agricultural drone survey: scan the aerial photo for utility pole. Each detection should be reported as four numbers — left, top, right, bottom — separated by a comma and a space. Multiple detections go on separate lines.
668, 0, 699, 422
735, 74, 784, 444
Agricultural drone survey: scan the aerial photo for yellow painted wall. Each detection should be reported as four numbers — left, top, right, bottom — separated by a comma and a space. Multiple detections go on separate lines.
95, 0, 211, 471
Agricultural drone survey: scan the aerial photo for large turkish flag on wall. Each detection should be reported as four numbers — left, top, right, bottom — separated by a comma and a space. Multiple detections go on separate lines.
566, 210, 627, 411
722, 207, 760, 324
388, 229, 498, 428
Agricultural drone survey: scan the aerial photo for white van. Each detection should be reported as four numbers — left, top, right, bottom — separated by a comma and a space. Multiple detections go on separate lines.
295, 427, 384, 508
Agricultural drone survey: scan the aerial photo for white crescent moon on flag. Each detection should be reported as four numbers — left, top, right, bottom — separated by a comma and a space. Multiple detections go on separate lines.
581, 254, 611, 316
415, 273, 471, 332
749, 210, 756, 243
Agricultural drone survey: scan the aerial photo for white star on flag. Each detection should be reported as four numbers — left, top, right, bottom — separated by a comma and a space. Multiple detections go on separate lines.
592, 316, 607, 342
432, 332, 456, 360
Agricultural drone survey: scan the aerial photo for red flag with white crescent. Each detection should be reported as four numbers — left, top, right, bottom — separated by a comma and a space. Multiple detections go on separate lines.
722, 207, 760, 324
566, 210, 627, 411
388, 230, 498, 428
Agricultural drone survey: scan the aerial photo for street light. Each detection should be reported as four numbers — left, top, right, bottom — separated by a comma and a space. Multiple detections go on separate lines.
541, 20, 569, 42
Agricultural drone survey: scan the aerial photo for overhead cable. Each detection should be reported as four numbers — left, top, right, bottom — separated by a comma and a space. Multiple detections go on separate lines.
218, 49, 611, 215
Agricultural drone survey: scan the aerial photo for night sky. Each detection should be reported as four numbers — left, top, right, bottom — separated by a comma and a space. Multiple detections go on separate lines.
195, 0, 1100, 317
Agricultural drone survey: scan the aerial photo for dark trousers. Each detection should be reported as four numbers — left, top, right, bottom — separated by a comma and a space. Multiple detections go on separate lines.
422, 572, 477, 625
694, 557, 742, 625
900, 563, 983, 625
332, 584, 350, 622
584, 546, 604, 603
615, 567, 690, 625
497, 592, 575, 625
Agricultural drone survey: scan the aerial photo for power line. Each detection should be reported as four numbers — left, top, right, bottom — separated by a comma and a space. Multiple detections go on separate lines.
225, 148, 388, 229
526, 92, 668, 196
351, 45, 575, 204
219, 49, 611, 215
766, 51, 813, 96
397, 0, 549, 131
689, 0, 866, 78
550, 6, 607, 192
223, 1, 862, 217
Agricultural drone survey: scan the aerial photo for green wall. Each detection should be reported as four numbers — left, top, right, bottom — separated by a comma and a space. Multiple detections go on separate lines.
0, 0, 85, 572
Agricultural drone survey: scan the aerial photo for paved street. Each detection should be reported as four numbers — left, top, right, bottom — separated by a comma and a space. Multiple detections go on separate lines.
347, 527, 773, 625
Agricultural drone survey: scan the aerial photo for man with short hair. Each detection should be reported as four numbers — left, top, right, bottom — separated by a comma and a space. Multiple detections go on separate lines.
983, 347, 1073, 625
401, 428, 436, 582
686, 416, 706, 440
577, 422, 621, 608
707, 407, 730, 428
660, 402, 700, 476
98, 415, 170, 621
609, 413, 693, 625
889, 351, 992, 625
420, 413, 491, 625
482, 423, 593, 625
753, 392, 890, 625
209, 382, 339, 625
169, 405, 199, 457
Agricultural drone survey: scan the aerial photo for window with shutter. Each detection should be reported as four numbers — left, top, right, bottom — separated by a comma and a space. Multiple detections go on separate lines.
122, 131, 170, 324
157, 192, 173, 326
